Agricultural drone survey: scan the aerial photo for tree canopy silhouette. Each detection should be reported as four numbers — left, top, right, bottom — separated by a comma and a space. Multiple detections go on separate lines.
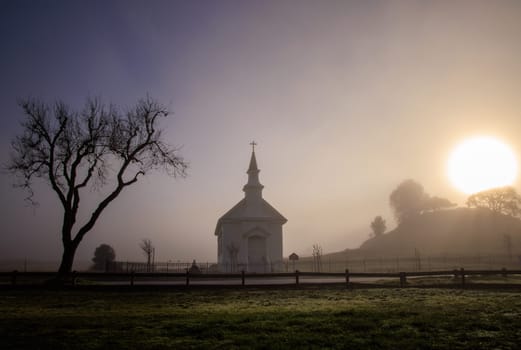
7, 96, 187, 280
92, 244, 116, 271
422, 196, 457, 212
370, 216, 386, 237
466, 186, 521, 217
389, 179, 427, 224
390, 179, 455, 224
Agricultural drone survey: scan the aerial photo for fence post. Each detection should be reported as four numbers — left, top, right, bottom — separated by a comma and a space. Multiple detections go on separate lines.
130, 270, 135, 286
295, 270, 300, 287
399, 272, 406, 288
11, 270, 18, 286
460, 268, 465, 288
186, 270, 190, 286
345, 269, 350, 289
502, 267, 507, 278
241, 270, 245, 286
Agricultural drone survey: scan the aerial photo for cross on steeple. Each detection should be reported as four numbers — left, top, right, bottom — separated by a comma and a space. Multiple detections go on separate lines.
250, 140, 257, 152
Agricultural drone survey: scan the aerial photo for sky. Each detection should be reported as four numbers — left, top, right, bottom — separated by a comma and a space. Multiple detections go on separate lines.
1, 0, 521, 267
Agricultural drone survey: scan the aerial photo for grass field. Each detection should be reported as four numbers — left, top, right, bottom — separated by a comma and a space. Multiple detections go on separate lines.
1, 287, 521, 349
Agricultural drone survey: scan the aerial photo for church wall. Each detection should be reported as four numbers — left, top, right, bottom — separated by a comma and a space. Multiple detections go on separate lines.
218, 220, 284, 272
218, 222, 248, 272
266, 224, 283, 271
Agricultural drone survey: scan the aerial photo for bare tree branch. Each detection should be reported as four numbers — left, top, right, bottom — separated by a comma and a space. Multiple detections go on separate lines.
6, 96, 188, 279
466, 186, 521, 217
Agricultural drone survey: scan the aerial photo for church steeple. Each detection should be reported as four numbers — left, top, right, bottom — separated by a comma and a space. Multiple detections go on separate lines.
243, 141, 264, 198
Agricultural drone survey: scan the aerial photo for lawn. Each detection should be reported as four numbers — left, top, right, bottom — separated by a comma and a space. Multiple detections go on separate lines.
1, 286, 520, 349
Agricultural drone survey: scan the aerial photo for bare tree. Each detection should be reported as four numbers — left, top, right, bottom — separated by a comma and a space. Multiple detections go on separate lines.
414, 248, 422, 271
312, 244, 322, 272
140, 239, 155, 272
466, 186, 521, 217
370, 216, 386, 237
7, 96, 187, 281
227, 243, 239, 273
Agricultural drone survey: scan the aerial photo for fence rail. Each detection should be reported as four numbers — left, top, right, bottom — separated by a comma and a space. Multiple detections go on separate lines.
2, 268, 521, 288
111, 255, 521, 274
3, 254, 520, 273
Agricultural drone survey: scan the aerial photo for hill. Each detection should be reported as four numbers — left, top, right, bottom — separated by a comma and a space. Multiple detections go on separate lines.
328, 208, 521, 259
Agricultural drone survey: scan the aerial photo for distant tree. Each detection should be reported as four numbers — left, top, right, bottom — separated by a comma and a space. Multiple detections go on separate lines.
370, 216, 386, 237
466, 186, 521, 217
7, 96, 187, 281
389, 179, 427, 224
312, 244, 323, 272
227, 243, 239, 273
422, 196, 457, 212
91, 244, 116, 271
414, 248, 422, 271
389, 180, 456, 224
140, 239, 155, 272
189, 259, 201, 274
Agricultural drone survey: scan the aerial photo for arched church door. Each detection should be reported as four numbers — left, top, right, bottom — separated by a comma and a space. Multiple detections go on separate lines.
248, 236, 267, 273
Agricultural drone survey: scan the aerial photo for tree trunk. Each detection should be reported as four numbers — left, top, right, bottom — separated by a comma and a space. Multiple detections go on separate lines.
56, 241, 79, 282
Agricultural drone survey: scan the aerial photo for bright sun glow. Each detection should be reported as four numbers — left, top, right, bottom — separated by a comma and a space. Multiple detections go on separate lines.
447, 136, 518, 194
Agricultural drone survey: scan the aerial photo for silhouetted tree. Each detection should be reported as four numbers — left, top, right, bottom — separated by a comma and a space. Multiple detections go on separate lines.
390, 180, 456, 224
466, 186, 521, 217
312, 244, 322, 272
389, 179, 427, 224
91, 244, 116, 271
422, 196, 457, 212
7, 96, 187, 281
227, 243, 239, 273
370, 216, 386, 237
189, 259, 201, 274
140, 239, 155, 272
414, 248, 422, 271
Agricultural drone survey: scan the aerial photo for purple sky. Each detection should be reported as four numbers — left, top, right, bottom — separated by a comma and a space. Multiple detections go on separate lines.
1, 1, 521, 267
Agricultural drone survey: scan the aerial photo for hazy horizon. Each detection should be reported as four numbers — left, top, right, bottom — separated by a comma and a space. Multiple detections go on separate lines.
2, 1, 521, 265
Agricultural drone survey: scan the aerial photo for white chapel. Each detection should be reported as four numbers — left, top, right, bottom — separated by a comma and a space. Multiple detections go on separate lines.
214, 143, 287, 272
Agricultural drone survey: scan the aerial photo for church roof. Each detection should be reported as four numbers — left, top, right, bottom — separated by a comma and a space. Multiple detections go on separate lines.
214, 197, 287, 235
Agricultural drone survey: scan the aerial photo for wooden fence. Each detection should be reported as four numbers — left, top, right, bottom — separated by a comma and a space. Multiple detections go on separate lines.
2, 268, 521, 288
86, 254, 521, 274
3, 254, 519, 273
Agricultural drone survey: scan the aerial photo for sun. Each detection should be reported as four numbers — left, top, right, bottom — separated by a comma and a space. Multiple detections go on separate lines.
447, 136, 518, 194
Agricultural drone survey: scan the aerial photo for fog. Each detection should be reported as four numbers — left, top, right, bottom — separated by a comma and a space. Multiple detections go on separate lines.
1, 1, 521, 267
